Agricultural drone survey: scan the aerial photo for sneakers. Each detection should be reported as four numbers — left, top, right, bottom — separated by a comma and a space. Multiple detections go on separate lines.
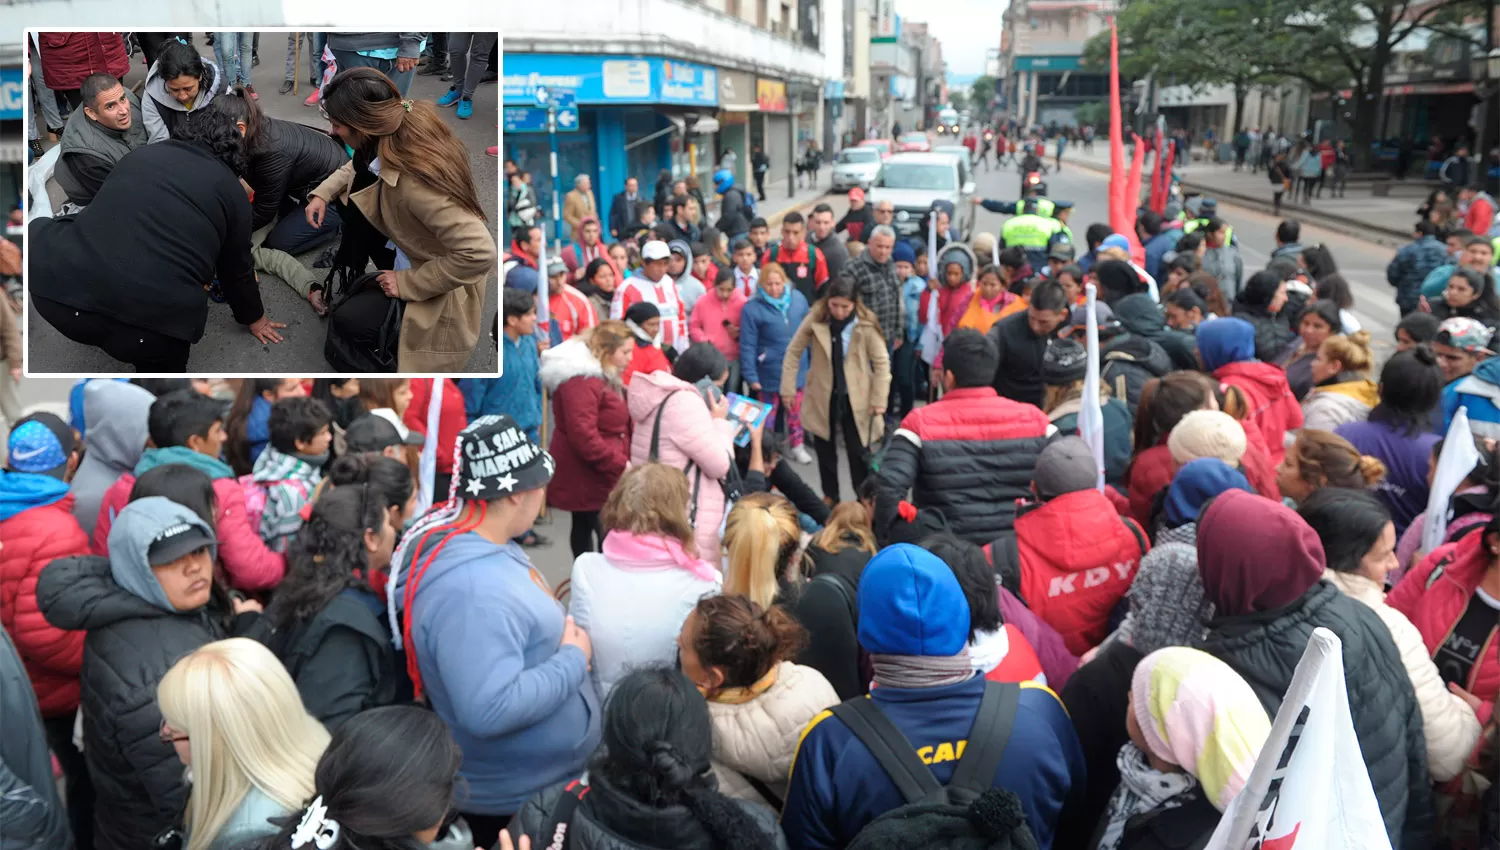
419, 62, 449, 77
244, 85, 258, 101
789, 444, 814, 464
278, 79, 294, 95
486, 145, 499, 157
437, 86, 463, 108
456, 98, 473, 120
304, 87, 320, 107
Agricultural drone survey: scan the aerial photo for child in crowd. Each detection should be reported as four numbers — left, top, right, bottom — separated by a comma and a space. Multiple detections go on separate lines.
244, 396, 334, 552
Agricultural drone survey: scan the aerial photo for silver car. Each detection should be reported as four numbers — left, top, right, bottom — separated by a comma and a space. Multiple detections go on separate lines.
831, 147, 883, 191
868, 153, 977, 241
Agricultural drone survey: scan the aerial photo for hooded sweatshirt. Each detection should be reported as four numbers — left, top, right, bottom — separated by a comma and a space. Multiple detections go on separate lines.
1302, 373, 1379, 431
394, 531, 601, 815
1197, 318, 1302, 466
37, 499, 226, 850
781, 545, 1084, 850
668, 240, 707, 315
70, 380, 154, 537
0, 471, 91, 718
141, 56, 222, 144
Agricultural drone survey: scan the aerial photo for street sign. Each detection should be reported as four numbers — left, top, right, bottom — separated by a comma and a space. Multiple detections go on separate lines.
504, 107, 548, 134
550, 91, 579, 133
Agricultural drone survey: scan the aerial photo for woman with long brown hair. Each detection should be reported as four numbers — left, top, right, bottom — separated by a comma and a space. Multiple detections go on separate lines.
305, 67, 497, 372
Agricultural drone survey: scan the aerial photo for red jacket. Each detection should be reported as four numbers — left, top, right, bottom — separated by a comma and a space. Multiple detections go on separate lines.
0, 492, 90, 717
1015, 489, 1149, 655
404, 379, 468, 477
95, 475, 286, 592
1127, 442, 1279, 525
1215, 361, 1302, 466
1388, 532, 1498, 726
622, 343, 672, 386
545, 371, 631, 512
37, 32, 130, 91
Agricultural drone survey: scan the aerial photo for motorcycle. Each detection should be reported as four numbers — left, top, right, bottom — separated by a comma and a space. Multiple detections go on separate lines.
1022, 170, 1048, 197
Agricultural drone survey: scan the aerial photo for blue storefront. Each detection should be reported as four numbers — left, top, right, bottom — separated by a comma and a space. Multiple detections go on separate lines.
503, 54, 719, 243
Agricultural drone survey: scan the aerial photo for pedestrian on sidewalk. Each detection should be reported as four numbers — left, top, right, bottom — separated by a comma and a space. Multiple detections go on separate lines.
1294, 144, 1322, 204
1331, 140, 1353, 198
1440, 144, 1472, 192
752, 145, 770, 201
1268, 151, 1292, 214
435, 32, 498, 121
279, 32, 324, 96
1055, 132, 1067, 171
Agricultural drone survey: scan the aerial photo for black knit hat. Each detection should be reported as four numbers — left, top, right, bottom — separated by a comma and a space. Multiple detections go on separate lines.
455, 415, 554, 501
1042, 338, 1087, 385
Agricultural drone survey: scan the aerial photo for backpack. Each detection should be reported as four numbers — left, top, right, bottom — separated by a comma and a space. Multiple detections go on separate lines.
832, 682, 1038, 850
741, 186, 758, 216
325, 270, 403, 373
648, 391, 742, 526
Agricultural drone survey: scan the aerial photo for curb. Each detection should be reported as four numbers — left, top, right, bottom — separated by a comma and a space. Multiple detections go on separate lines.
1068, 158, 1411, 249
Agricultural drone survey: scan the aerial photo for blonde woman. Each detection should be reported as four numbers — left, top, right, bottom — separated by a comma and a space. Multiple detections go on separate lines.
156, 637, 329, 850
569, 464, 723, 698
1301, 330, 1378, 431
724, 493, 867, 698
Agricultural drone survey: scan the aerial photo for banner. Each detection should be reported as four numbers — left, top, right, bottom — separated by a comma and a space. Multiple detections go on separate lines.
1423, 406, 1481, 553
1205, 628, 1392, 850
1079, 284, 1105, 491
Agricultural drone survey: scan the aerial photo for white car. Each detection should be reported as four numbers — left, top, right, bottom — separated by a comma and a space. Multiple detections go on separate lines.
831, 146, 883, 191
868, 153, 976, 241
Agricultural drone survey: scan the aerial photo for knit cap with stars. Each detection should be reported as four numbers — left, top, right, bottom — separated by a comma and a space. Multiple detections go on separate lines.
454, 415, 555, 501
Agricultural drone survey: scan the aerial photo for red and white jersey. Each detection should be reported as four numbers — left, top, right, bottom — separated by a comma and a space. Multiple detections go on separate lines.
549, 283, 599, 342
611, 273, 690, 353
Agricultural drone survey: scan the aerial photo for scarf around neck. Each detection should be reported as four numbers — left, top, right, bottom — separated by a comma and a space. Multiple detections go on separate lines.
601, 530, 722, 583
760, 285, 794, 318
871, 651, 974, 689
1097, 743, 1198, 850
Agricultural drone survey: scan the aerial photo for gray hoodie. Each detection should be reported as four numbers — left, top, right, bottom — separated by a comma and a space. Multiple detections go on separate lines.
105, 497, 218, 613
0, 629, 73, 850
141, 57, 222, 144
668, 239, 706, 313
325, 32, 426, 60
70, 380, 155, 537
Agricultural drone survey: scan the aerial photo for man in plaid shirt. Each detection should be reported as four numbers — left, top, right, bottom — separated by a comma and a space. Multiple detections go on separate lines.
846, 224, 905, 349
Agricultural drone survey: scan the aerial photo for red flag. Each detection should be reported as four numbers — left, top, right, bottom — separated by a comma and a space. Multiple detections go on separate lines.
1107, 19, 1127, 238
1125, 132, 1147, 263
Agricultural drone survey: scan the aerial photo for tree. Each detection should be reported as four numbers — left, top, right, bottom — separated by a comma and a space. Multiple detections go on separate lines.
970, 75, 997, 111
950, 89, 969, 111
1074, 101, 1111, 128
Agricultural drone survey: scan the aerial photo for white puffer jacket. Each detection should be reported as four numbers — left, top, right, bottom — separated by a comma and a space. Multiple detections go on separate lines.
708, 661, 839, 809
1324, 570, 1482, 781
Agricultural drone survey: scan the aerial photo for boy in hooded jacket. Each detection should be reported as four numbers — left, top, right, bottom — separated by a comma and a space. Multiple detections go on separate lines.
1196, 317, 1303, 466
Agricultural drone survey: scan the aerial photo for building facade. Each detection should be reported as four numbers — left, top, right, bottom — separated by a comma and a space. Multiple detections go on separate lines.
1001, 0, 1112, 128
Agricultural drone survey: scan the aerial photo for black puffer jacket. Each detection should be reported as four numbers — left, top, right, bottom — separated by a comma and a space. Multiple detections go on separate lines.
1230, 301, 1297, 365
246, 117, 350, 231
1202, 582, 1434, 850
1101, 334, 1172, 414
1111, 293, 1198, 371
987, 309, 1056, 409
508, 778, 789, 850
36, 556, 228, 850
266, 587, 407, 731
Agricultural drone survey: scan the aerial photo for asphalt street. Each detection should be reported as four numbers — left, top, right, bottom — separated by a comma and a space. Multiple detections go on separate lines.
10, 151, 1405, 586
25, 35, 501, 374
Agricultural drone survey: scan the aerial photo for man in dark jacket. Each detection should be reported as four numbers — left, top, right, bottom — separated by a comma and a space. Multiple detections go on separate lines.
608, 176, 643, 241
878, 329, 1057, 546
1100, 326, 1172, 414
0, 627, 73, 849
1386, 221, 1449, 315
845, 224, 903, 344
988, 279, 1071, 408
1197, 490, 1434, 850
1110, 289, 1199, 371
809, 203, 851, 282
54, 73, 147, 208
1136, 210, 1178, 281
38, 497, 254, 850
713, 170, 752, 239
835, 187, 876, 243
782, 543, 1084, 850
752, 145, 770, 201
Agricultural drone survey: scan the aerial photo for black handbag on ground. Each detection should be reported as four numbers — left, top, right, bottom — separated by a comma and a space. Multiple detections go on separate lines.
324, 270, 403, 372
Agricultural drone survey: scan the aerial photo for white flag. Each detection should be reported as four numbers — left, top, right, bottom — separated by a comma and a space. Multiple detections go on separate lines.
1422, 406, 1481, 554
535, 224, 552, 334
415, 379, 445, 516
1078, 284, 1105, 491
1205, 628, 1392, 850
927, 211, 939, 284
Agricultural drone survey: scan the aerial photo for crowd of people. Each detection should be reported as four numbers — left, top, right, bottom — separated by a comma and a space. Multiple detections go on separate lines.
25, 32, 499, 373
9, 177, 1500, 849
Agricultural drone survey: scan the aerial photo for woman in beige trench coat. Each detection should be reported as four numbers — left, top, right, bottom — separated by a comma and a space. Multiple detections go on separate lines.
306, 67, 497, 372
781, 275, 891, 503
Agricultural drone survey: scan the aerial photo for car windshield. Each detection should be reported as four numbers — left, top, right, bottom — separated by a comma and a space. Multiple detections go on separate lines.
900, 134, 927, 144
838, 149, 881, 164
877, 163, 956, 191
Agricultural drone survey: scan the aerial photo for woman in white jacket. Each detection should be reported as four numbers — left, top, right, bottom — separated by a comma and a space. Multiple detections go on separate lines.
1299, 487, 1481, 781
677, 593, 838, 811
569, 463, 722, 699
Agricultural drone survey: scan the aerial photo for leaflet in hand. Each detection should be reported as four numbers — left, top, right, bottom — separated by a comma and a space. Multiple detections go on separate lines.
725, 393, 773, 447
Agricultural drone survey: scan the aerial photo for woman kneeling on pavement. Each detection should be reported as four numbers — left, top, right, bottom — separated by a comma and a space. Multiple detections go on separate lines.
307, 67, 497, 371
30, 101, 286, 371
212, 88, 348, 316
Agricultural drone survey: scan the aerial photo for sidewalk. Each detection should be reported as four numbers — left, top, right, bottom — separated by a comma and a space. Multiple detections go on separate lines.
702, 169, 845, 230
1063, 145, 1417, 247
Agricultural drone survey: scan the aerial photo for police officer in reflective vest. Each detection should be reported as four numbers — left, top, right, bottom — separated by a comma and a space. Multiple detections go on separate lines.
1001, 199, 1066, 271
1181, 197, 1234, 245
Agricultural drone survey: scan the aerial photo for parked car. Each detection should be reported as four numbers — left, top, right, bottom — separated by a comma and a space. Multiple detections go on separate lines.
868, 152, 976, 241
832, 146, 884, 191
896, 132, 932, 153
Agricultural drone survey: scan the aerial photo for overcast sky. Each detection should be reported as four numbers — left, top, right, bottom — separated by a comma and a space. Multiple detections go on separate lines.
894, 0, 1008, 80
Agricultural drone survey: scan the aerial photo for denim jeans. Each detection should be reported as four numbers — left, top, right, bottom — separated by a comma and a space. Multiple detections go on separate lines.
285, 32, 326, 83
330, 48, 416, 97
214, 32, 253, 88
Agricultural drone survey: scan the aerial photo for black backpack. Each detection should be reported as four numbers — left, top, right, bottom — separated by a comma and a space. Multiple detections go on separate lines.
324, 270, 403, 373
832, 682, 1038, 850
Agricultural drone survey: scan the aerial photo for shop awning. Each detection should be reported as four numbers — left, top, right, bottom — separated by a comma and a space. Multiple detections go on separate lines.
720, 104, 761, 112
668, 115, 722, 135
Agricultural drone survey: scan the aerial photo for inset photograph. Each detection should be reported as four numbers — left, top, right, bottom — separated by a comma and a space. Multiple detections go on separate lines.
24, 30, 501, 374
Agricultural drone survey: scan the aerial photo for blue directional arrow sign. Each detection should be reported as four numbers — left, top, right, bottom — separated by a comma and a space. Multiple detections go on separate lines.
504, 107, 548, 133
550, 91, 579, 133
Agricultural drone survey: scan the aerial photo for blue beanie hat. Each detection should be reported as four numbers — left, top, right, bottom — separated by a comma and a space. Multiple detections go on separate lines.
857, 543, 971, 657
1195, 317, 1257, 372
1164, 458, 1253, 528
1101, 233, 1131, 252
892, 241, 916, 266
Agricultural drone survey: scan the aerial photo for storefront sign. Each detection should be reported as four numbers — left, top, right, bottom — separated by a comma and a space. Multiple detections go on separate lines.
719, 69, 757, 109
0, 68, 23, 121
757, 79, 788, 113
503, 54, 717, 107
1013, 55, 1082, 72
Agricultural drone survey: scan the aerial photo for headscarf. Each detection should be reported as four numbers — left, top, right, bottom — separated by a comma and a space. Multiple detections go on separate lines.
1164, 459, 1253, 528
1131, 647, 1272, 811
1195, 317, 1256, 372
1196, 488, 1325, 615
